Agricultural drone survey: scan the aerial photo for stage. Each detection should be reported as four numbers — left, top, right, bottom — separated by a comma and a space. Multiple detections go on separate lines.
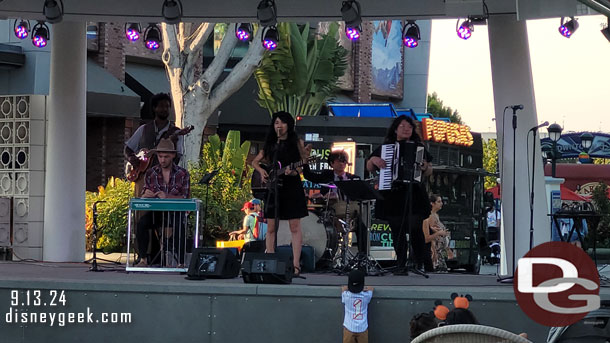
0, 260, 608, 343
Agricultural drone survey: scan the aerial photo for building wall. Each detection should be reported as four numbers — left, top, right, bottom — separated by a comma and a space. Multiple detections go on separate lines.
86, 116, 127, 191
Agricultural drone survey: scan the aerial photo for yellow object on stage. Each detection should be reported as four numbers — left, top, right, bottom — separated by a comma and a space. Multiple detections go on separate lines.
216, 239, 245, 251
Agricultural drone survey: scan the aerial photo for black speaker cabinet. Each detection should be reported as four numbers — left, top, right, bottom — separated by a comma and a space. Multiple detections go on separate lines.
241, 252, 293, 284
187, 248, 240, 280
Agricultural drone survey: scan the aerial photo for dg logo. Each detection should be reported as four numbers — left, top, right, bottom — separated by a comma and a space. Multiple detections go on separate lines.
514, 241, 601, 327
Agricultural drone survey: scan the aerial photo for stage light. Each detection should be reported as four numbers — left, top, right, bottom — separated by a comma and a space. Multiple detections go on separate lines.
43, 0, 63, 24
31, 21, 50, 48
13, 20, 30, 40
402, 21, 420, 48
341, 0, 362, 41
236, 23, 253, 42
125, 23, 141, 42
262, 26, 278, 50
345, 27, 360, 41
602, 17, 610, 42
456, 19, 473, 40
144, 24, 162, 50
162, 0, 183, 24
257, 0, 278, 27
559, 17, 578, 38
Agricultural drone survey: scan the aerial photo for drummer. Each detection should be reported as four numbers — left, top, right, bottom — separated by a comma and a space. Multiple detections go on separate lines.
303, 150, 359, 218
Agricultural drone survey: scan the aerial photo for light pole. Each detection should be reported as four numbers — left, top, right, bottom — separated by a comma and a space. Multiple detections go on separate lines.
547, 123, 563, 178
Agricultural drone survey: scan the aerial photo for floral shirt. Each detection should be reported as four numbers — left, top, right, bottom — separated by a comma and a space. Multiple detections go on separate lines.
142, 164, 190, 198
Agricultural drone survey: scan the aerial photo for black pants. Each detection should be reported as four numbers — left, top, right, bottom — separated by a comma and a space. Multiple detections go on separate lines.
387, 214, 433, 272
137, 211, 187, 265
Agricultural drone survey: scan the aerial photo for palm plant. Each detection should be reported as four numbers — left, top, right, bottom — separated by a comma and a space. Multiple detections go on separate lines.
255, 22, 348, 117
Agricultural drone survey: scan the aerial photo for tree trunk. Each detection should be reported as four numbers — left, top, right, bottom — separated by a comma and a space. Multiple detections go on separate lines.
161, 23, 265, 163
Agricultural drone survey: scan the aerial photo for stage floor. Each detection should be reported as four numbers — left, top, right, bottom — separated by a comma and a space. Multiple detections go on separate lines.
1, 257, 608, 291
0, 258, 520, 287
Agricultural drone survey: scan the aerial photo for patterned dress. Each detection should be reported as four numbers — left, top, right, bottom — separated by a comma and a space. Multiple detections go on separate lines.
429, 213, 450, 271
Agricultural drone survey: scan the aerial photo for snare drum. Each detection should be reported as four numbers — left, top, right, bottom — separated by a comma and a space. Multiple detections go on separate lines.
277, 211, 337, 261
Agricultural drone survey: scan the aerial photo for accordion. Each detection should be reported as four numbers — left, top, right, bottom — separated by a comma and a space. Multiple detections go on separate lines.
378, 141, 424, 190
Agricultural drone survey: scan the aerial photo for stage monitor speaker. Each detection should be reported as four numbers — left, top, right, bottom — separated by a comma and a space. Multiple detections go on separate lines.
241, 252, 293, 284
187, 248, 240, 280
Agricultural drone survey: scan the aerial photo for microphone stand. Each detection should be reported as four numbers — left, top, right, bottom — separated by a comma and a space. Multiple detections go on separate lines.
86, 201, 120, 272
528, 128, 539, 250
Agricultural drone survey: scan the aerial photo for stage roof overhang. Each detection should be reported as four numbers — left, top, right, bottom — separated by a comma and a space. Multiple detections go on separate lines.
0, 0, 601, 23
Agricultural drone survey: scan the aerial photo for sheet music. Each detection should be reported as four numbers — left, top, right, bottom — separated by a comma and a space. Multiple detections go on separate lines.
379, 143, 398, 190
413, 145, 424, 182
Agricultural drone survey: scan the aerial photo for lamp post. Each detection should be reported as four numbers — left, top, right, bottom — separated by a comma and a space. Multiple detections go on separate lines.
547, 123, 563, 177
581, 132, 593, 152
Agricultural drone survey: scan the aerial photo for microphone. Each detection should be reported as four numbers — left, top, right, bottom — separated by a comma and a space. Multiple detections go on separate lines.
510, 104, 524, 110
276, 128, 281, 144
529, 121, 549, 131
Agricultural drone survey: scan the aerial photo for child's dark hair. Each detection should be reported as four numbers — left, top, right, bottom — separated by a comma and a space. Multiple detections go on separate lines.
429, 193, 441, 203
151, 93, 172, 109
410, 312, 437, 339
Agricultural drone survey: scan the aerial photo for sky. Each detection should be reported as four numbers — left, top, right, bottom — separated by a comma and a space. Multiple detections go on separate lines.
427, 15, 610, 134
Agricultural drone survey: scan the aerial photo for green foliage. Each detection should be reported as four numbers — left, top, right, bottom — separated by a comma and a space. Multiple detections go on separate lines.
483, 139, 498, 189
85, 177, 133, 253
427, 92, 463, 124
255, 22, 348, 117
591, 182, 610, 248
189, 131, 252, 245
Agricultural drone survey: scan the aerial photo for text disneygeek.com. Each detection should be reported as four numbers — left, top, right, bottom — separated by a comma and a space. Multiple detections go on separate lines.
5, 307, 132, 327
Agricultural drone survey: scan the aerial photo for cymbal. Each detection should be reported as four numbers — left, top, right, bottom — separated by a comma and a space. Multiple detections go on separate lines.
318, 183, 337, 189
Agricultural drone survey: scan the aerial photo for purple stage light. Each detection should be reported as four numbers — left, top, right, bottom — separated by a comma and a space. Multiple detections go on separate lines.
558, 17, 578, 39
15, 25, 28, 39
263, 39, 277, 50
559, 25, 571, 37
237, 29, 250, 41
126, 28, 140, 41
457, 26, 471, 40
403, 37, 418, 48
146, 40, 160, 50
346, 27, 360, 41
33, 35, 47, 48
31, 22, 49, 48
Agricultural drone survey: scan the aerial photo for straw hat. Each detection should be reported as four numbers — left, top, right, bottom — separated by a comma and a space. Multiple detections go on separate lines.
151, 138, 176, 154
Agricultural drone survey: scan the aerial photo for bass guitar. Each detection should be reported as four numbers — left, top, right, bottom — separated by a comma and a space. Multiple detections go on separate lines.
124, 125, 194, 182
251, 155, 320, 189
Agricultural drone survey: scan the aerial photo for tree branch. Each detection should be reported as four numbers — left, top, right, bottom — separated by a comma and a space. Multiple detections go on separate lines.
199, 24, 239, 96
209, 28, 265, 111
185, 23, 214, 55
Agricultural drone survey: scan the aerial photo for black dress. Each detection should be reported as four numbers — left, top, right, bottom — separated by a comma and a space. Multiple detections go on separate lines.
263, 140, 309, 220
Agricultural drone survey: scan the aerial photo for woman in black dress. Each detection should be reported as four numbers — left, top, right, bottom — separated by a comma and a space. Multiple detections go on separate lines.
252, 111, 309, 276
366, 115, 434, 272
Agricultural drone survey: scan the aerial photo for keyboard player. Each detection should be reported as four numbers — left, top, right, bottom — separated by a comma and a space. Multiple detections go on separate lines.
366, 115, 433, 274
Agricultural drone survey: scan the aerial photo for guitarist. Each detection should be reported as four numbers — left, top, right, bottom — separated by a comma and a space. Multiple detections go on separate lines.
251, 111, 309, 277
124, 93, 184, 196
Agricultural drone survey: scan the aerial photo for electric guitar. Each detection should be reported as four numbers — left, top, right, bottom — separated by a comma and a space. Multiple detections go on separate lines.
251, 155, 320, 189
124, 125, 195, 182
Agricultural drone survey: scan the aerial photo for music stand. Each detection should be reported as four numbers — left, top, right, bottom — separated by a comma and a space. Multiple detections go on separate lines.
335, 180, 385, 276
